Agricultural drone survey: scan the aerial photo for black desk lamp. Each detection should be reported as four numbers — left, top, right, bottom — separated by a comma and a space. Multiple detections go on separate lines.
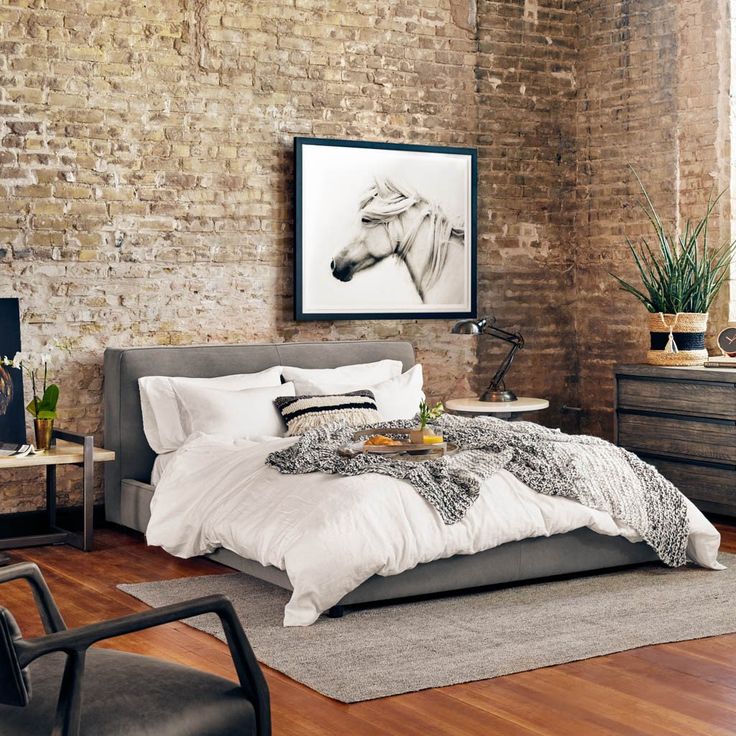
451, 317, 525, 402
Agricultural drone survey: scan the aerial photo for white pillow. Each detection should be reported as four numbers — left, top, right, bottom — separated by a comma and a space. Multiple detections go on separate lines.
281, 359, 403, 395
139, 366, 283, 453
172, 382, 296, 440
298, 365, 424, 421
371, 366, 424, 421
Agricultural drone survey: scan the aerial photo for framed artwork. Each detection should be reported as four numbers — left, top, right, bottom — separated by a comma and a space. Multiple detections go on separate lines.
0, 298, 25, 443
295, 137, 477, 320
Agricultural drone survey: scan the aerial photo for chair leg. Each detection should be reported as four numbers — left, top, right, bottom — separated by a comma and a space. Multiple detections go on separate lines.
326, 605, 345, 619
0, 553, 10, 567
53, 650, 85, 736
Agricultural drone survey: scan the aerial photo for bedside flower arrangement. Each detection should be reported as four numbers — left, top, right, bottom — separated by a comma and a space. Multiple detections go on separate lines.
410, 400, 445, 445
1, 345, 65, 450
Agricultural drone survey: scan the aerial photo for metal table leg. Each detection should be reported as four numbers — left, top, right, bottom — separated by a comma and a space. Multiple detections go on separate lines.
46, 464, 57, 528
50, 430, 95, 552
81, 435, 94, 551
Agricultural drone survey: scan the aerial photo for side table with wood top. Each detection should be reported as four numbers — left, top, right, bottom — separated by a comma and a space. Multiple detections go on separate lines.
0, 430, 115, 564
445, 397, 549, 421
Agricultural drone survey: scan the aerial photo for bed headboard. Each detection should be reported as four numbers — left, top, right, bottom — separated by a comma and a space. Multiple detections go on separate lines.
103, 340, 415, 524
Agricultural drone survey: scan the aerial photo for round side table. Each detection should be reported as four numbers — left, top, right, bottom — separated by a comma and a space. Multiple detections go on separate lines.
445, 397, 549, 421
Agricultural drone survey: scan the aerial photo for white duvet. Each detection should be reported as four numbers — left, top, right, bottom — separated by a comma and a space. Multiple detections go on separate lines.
146, 433, 724, 626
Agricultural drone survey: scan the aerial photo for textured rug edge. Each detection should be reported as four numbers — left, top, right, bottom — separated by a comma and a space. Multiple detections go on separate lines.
116, 560, 736, 703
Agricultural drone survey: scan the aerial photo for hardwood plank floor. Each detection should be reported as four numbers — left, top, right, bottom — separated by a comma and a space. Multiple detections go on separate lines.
2, 523, 736, 735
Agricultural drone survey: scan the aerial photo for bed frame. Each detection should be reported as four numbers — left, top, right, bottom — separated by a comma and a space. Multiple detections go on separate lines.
103, 341, 658, 616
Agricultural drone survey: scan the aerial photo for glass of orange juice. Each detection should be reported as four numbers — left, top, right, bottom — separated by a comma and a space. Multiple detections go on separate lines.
423, 430, 444, 444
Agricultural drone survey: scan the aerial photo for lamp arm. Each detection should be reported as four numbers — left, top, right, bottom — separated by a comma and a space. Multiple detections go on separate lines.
482, 327, 525, 393
486, 341, 522, 392
482, 323, 523, 344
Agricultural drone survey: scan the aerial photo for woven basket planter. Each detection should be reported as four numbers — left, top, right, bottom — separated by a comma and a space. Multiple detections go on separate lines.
646, 312, 708, 366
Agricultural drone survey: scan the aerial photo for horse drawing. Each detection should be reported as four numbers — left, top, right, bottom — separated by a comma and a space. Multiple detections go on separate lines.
330, 177, 466, 304
0, 364, 12, 416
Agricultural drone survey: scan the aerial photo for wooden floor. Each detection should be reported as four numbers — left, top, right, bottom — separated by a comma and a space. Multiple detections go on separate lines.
3, 524, 736, 735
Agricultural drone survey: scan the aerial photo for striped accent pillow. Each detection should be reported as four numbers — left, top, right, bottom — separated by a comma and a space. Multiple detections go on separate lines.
274, 391, 380, 436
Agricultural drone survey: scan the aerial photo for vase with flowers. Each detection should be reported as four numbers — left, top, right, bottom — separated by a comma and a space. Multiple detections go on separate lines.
410, 400, 445, 445
0, 347, 63, 450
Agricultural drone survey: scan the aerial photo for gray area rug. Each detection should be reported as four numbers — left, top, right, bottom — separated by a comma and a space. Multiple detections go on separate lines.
119, 553, 736, 702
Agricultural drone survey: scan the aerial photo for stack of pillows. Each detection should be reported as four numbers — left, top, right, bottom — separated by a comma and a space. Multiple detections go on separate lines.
139, 359, 424, 455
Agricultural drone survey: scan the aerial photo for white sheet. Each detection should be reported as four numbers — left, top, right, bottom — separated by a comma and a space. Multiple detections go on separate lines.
150, 452, 176, 486
146, 433, 724, 627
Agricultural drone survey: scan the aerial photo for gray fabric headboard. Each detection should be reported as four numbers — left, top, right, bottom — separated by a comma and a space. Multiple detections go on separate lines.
103, 341, 415, 524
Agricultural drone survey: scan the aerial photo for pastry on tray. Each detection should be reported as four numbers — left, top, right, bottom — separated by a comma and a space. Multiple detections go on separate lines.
364, 434, 403, 447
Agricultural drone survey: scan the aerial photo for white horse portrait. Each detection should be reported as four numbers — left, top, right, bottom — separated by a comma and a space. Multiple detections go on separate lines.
296, 138, 475, 319
330, 178, 466, 305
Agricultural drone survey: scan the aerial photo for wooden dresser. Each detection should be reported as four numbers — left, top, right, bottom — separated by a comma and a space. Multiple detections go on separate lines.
614, 364, 736, 517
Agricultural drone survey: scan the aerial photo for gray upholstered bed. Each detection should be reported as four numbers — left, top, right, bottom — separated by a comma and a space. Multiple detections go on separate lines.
103, 341, 658, 613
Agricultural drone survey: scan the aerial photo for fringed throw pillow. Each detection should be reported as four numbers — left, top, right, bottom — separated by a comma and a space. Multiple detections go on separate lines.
274, 391, 380, 436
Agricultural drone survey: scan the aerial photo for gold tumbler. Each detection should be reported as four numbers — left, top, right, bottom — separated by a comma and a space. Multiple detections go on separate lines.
34, 418, 54, 451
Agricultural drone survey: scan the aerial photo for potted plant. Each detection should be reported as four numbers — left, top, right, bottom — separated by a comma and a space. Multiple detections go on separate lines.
410, 401, 445, 444
611, 171, 736, 366
1, 348, 62, 450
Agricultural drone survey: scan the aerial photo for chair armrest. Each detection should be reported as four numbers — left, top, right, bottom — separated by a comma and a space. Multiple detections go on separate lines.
0, 563, 66, 633
16, 594, 270, 736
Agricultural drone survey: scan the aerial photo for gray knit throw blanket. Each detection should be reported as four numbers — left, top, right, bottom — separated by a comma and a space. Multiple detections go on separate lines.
266, 414, 689, 567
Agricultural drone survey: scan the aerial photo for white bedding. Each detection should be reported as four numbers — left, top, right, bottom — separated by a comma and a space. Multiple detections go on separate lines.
150, 452, 176, 486
146, 433, 724, 627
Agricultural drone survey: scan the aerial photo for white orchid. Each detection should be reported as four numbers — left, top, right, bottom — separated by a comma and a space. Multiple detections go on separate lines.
0, 352, 28, 369
0, 345, 66, 420
25, 352, 45, 372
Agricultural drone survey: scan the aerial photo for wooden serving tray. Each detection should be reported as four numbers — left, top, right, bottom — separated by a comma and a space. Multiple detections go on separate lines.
339, 428, 457, 462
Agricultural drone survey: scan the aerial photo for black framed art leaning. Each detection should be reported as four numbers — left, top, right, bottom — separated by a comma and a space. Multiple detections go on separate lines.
0, 298, 25, 444
294, 137, 477, 321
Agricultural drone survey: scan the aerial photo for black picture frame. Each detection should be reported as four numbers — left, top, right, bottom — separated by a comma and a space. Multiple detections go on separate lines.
0, 298, 26, 444
295, 137, 477, 321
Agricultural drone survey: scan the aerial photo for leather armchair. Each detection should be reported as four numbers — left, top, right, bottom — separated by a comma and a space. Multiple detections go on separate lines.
0, 562, 270, 736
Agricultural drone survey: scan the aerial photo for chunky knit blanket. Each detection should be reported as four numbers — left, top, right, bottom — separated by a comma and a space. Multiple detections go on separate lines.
266, 413, 690, 567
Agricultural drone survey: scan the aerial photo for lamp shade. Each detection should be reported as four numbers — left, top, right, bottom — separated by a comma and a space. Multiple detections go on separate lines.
451, 318, 487, 335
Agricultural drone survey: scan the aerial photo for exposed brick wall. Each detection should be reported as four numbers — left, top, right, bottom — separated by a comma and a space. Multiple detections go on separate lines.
476, 0, 577, 432
574, 0, 679, 438
675, 0, 731, 332
0, 0, 578, 512
574, 0, 732, 438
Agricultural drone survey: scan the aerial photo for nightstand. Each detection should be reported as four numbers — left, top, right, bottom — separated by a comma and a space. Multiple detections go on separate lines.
0, 429, 115, 559
615, 364, 736, 517
445, 397, 549, 421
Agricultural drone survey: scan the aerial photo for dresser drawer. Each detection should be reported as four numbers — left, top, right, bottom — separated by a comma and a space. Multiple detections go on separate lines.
617, 376, 736, 420
644, 456, 736, 507
617, 413, 736, 463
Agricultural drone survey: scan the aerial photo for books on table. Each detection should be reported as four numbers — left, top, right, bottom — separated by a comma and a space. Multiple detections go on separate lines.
704, 356, 736, 369
0, 443, 37, 458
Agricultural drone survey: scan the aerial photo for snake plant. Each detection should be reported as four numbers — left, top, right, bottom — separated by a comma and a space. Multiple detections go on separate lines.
610, 169, 736, 314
